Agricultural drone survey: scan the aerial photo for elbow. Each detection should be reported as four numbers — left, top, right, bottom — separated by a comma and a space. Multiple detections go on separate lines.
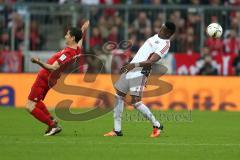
50, 66, 58, 72
150, 62, 154, 66
146, 61, 154, 67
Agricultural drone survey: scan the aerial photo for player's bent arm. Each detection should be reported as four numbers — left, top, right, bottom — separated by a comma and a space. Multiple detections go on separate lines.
121, 53, 161, 73
37, 60, 60, 72
138, 53, 161, 68
31, 57, 60, 72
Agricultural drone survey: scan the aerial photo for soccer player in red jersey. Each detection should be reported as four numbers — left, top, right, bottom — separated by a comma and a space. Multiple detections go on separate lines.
26, 20, 89, 136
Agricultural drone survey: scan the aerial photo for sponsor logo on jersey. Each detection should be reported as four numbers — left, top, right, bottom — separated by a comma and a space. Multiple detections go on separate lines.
59, 54, 67, 61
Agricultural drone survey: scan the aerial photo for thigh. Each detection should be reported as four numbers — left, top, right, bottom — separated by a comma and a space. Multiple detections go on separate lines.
28, 78, 50, 102
129, 75, 147, 97
114, 73, 129, 95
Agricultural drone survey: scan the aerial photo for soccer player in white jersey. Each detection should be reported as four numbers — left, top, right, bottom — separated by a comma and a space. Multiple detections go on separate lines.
104, 21, 176, 138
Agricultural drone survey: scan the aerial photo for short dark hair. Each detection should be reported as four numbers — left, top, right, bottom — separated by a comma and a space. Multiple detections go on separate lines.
165, 21, 176, 34
69, 27, 83, 43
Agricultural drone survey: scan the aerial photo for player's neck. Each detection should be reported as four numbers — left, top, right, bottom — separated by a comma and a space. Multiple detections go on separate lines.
158, 33, 168, 39
67, 43, 78, 50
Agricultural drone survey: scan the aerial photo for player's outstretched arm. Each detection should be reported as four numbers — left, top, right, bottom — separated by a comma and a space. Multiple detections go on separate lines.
31, 57, 60, 72
77, 20, 90, 48
121, 53, 161, 73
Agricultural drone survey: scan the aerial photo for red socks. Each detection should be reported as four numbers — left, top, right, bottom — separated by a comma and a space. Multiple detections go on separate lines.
31, 102, 54, 127
36, 101, 51, 117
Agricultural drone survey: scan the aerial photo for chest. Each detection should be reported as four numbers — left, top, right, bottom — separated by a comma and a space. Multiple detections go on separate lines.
148, 37, 163, 51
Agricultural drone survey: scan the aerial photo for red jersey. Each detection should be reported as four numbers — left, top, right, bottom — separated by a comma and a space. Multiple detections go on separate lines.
28, 46, 81, 102
39, 46, 81, 85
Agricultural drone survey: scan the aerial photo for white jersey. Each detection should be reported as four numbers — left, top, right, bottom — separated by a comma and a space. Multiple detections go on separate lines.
126, 34, 170, 78
130, 34, 170, 63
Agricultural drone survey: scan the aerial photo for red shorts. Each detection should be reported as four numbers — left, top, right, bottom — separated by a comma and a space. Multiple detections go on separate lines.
28, 75, 50, 102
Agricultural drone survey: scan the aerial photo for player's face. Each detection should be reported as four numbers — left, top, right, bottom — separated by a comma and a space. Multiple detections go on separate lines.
159, 25, 173, 39
65, 30, 74, 45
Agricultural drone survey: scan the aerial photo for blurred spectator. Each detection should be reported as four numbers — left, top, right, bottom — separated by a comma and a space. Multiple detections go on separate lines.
0, 31, 10, 49
224, 30, 240, 54
111, 48, 132, 74
153, 16, 163, 33
151, 0, 161, 4
13, 15, 24, 50
190, 46, 219, 75
108, 26, 119, 42
178, 27, 196, 52
97, 16, 109, 41
226, 0, 240, 5
209, 0, 222, 5
0, 0, 17, 4
189, 0, 200, 4
90, 27, 103, 48
132, 12, 151, 39
30, 21, 44, 50
186, 9, 201, 51
100, 0, 121, 17
232, 51, 240, 75
197, 54, 219, 75
205, 36, 224, 56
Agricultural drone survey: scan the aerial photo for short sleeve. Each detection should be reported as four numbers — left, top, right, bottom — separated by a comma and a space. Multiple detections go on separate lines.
155, 41, 170, 58
57, 52, 71, 65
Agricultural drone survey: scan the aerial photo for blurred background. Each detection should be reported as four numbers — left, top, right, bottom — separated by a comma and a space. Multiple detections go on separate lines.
1, 0, 240, 76
0, 0, 240, 111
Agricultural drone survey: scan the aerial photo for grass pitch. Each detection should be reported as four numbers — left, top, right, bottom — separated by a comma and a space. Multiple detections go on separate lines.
0, 108, 240, 160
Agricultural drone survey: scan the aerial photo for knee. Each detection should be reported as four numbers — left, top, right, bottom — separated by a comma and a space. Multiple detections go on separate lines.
131, 96, 142, 108
116, 89, 126, 98
26, 101, 36, 112
115, 94, 124, 101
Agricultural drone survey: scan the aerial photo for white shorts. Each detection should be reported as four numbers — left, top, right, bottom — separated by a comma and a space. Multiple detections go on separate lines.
114, 70, 147, 97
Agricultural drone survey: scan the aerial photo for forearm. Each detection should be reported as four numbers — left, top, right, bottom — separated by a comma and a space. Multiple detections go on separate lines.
133, 54, 161, 68
133, 60, 153, 68
37, 60, 57, 72
78, 39, 83, 48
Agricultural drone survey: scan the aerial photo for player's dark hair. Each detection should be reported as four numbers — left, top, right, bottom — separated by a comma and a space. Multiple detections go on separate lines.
165, 21, 176, 34
69, 27, 82, 43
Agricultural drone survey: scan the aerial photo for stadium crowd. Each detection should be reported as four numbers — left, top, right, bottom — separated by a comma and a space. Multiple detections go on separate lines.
1, 0, 240, 75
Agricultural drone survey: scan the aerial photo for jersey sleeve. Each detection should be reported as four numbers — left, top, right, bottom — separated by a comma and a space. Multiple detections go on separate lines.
57, 52, 72, 65
155, 41, 170, 58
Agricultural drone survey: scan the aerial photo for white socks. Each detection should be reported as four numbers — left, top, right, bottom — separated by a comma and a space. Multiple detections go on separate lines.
113, 94, 124, 132
133, 101, 160, 128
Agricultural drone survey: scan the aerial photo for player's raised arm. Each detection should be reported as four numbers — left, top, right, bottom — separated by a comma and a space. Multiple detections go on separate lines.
77, 20, 90, 48
121, 53, 161, 73
31, 57, 60, 72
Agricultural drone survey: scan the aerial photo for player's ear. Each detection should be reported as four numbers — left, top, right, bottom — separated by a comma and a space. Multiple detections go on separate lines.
72, 36, 75, 42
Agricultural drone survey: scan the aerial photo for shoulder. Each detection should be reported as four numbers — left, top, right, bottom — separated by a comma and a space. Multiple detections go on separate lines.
61, 48, 74, 56
160, 39, 170, 46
